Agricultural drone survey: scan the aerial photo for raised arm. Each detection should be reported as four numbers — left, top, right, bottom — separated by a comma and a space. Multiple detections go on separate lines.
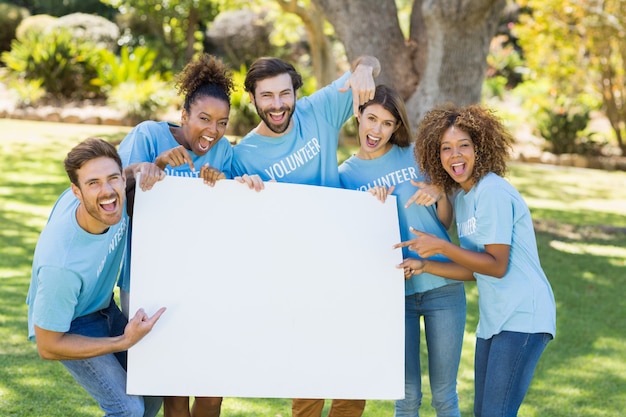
341, 55, 381, 114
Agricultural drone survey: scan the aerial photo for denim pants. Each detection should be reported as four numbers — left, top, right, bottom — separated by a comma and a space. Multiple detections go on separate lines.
394, 283, 466, 417
61, 297, 162, 417
474, 331, 552, 417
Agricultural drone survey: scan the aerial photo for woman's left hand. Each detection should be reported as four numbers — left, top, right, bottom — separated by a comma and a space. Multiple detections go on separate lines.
396, 258, 426, 280
200, 164, 226, 186
368, 185, 395, 203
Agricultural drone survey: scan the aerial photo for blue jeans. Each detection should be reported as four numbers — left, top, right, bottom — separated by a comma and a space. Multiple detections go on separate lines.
61, 297, 162, 417
395, 283, 466, 417
474, 331, 552, 417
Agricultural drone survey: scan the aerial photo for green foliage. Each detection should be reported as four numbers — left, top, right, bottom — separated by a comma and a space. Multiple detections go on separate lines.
6, 77, 46, 107
101, 0, 220, 71
537, 103, 591, 155
0, 2, 29, 53
483, 75, 509, 100
484, 35, 525, 99
106, 77, 176, 124
94, 46, 171, 90
1, 29, 103, 100
9, 0, 117, 19
227, 65, 259, 136
93, 45, 175, 123
512, 78, 606, 155
514, 0, 626, 154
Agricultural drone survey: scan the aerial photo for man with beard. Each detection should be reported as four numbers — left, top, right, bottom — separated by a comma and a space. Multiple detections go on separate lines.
26, 137, 167, 417
231, 57, 379, 417
232, 55, 380, 187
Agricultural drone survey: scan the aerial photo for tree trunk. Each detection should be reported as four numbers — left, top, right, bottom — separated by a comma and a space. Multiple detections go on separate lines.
186, 6, 200, 64
312, 0, 506, 129
276, 0, 336, 88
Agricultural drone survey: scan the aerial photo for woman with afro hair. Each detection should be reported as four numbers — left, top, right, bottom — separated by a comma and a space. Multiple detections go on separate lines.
117, 53, 261, 417
395, 104, 556, 417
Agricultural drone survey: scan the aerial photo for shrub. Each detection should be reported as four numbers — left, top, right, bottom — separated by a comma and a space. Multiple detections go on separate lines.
93, 46, 171, 91
52, 12, 119, 52
0, 2, 29, 53
7, 77, 46, 107
1, 29, 103, 100
227, 65, 259, 136
537, 104, 592, 155
106, 77, 176, 124
15, 14, 57, 41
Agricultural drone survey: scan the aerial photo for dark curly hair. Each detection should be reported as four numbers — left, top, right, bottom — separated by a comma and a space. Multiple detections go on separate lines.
415, 104, 513, 193
176, 53, 235, 113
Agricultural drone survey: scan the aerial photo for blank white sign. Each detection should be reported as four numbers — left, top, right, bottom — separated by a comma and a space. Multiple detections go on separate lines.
127, 176, 404, 399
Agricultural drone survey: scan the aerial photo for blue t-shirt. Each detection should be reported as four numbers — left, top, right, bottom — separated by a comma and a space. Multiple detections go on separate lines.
116, 120, 234, 292
339, 144, 458, 295
455, 173, 556, 339
231, 72, 354, 187
26, 189, 128, 341
117, 120, 233, 179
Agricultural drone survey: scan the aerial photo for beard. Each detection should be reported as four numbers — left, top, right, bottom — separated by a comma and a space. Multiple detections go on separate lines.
80, 190, 124, 228
255, 101, 296, 134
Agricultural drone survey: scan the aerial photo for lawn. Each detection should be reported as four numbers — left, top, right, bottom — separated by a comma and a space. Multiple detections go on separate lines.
1, 118, 625, 416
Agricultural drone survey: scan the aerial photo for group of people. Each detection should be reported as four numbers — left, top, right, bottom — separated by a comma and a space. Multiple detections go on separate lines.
27, 50, 556, 417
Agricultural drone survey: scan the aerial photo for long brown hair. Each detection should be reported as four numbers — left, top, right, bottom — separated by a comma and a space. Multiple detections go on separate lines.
358, 84, 412, 147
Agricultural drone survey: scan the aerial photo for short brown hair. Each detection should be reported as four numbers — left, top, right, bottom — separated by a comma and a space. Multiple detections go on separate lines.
64, 137, 122, 186
244, 57, 303, 94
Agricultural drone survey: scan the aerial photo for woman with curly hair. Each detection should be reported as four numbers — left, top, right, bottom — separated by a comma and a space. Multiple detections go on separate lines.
118, 53, 236, 184
395, 104, 556, 417
117, 53, 259, 417
339, 86, 467, 417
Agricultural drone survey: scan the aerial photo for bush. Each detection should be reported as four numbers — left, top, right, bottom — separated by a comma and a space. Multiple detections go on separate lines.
106, 77, 176, 125
6, 77, 46, 107
537, 104, 593, 155
92, 45, 174, 123
15, 14, 56, 41
227, 65, 259, 136
1, 29, 103, 100
93, 45, 171, 90
0, 2, 29, 53
53, 12, 119, 52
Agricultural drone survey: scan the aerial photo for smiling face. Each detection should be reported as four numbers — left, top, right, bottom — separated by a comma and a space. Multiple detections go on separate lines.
181, 95, 230, 155
356, 104, 398, 160
71, 156, 126, 234
250, 73, 296, 136
440, 126, 476, 192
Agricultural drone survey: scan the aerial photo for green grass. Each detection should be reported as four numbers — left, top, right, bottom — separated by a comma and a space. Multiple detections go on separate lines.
1, 118, 625, 416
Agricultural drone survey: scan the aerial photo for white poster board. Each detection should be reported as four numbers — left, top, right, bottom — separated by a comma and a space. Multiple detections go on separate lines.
127, 177, 404, 399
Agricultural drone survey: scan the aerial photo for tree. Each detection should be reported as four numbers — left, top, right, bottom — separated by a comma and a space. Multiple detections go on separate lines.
515, 0, 626, 155
311, 0, 507, 127
100, 0, 219, 71
274, 0, 336, 88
